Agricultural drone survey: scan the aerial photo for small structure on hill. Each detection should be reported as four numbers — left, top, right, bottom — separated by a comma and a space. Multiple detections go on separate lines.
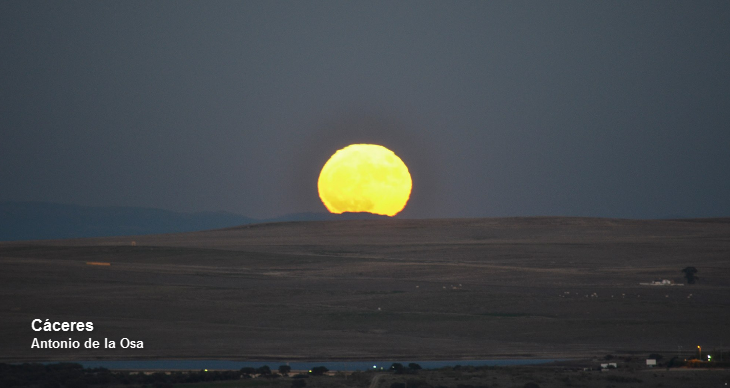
600, 363, 617, 370
86, 262, 111, 266
639, 279, 683, 286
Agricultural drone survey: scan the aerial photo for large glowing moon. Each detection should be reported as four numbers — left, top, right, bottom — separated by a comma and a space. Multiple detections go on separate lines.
318, 144, 412, 217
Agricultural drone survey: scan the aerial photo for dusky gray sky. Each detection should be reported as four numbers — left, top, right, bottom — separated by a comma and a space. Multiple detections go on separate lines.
1, 1, 729, 219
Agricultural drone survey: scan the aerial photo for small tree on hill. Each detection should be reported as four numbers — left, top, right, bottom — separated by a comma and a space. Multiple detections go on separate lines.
278, 365, 291, 376
682, 267, 698, 284
240, 367, 257, 377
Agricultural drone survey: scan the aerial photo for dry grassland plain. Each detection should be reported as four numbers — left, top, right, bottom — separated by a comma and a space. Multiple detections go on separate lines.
1, 217, 729, 362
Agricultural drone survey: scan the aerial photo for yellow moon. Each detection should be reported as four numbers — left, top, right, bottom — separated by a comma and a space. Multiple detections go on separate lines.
318, 144, 412, 217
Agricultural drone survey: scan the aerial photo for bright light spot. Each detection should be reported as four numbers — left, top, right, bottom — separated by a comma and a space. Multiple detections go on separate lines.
318, 144, 412, 216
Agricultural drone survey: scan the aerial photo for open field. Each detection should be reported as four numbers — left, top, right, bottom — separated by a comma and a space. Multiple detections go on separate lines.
294, 366, 730, 388
1, 217, 729, 362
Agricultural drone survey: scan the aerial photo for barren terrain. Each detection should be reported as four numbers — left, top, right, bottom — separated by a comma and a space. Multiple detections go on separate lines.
1, 217, 729, 362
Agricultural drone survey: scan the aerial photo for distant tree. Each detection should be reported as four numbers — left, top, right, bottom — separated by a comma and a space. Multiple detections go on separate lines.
256, 366, 272, 376
390, 363, 404, 374
291, 379, 307, 388
240, 367, 257, 376
682, 267, 698, 284
278, 365, 291, 376
666, 356, 679, 369
309, 366, 328, 376
408, 363, 422, 371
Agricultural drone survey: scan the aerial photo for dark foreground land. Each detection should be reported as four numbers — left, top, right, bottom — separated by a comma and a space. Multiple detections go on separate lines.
1, 217, 729, 362
3, 361, 730, 388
